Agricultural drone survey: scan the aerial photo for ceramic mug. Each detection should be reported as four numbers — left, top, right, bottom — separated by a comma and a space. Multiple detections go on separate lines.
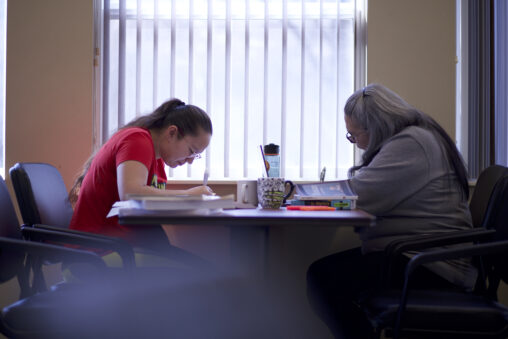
257, 177, 295, 209
236, 180, 258, 207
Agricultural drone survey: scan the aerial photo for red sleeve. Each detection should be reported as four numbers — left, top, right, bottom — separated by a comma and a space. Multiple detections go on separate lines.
156, 159, 168, 182
115, 131, 154, 169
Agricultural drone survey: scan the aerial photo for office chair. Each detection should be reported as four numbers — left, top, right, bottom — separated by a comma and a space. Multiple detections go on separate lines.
9, 162, 211, 271
9, 162, 135, 265
358, 174, 508, 339
469, 164, 508, 228
382, 164, 508, 286
0, 175, 108, 297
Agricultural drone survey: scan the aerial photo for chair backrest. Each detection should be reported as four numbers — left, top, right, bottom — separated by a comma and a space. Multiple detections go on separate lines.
0, 176, 26, 283
480, 175, 508, 283
9, 163, 73, 228
469, 165, 508, 227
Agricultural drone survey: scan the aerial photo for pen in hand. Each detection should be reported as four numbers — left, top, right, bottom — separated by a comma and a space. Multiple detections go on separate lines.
202, 169, 215, 195
203, 169, 209, 186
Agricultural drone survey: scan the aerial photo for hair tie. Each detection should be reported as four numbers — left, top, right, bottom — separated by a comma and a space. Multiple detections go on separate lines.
174, 101, 186, 110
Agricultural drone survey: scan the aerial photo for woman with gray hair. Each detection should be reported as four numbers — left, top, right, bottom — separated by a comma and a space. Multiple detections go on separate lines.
307, 83, 474, 338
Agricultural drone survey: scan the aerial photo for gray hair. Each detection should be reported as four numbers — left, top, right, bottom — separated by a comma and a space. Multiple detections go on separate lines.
344, 83, 469, 198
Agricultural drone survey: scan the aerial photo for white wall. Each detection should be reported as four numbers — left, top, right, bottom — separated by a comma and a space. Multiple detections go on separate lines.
368, 0, 456, 138
5, 0, 94, 189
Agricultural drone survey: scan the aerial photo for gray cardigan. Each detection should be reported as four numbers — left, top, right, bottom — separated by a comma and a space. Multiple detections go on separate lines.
349, 126, 476, 289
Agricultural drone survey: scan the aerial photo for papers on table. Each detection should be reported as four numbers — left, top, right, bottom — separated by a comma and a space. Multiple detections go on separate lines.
107, 194, 235, 218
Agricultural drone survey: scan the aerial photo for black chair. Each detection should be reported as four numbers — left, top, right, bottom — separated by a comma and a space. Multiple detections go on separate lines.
9, 162, 74, 229
359, 174, 508, 338
9, 162, 211, 271
469, 164, 508, 228
7, 163, 135, 293
382, 164, 508, 286
0, 175, 107, 297
9, 162, 135, 267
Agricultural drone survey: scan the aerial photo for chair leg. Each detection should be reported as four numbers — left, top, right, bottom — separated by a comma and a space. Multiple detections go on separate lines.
17, 263, 31, 299
31, 256, 47, 293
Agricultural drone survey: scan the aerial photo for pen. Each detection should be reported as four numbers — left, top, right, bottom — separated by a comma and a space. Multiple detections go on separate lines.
203, 169, 209, 186
320, 166, 326, 183
287, 205, 336, 211
260, 145, 270, 177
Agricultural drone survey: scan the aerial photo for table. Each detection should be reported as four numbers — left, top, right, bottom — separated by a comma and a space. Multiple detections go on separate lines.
118, 207, 375, 278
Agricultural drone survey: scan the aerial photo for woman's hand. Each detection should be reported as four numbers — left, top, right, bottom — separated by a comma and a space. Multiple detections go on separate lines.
185, 185, 215, 196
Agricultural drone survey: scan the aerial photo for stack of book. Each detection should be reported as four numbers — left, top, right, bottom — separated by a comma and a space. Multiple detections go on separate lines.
107, 194, 235, 217
125, 194, 236, 211
288, 180, 358, 210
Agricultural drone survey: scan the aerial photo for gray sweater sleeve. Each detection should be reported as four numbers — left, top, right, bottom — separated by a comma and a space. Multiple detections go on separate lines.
349, 132, 431, 215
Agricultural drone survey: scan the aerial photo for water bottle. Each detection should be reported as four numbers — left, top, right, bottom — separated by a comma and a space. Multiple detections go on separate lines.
264, 143, 280, 177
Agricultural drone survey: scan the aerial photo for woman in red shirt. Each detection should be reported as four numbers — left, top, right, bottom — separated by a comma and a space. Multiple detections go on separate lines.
69, 98, 213, 258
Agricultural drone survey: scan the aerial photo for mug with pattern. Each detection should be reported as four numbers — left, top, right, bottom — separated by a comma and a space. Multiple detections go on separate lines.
257, 177, 295, 209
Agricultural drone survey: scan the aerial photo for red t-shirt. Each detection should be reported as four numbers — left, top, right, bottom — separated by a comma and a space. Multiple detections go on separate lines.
69, 128, 167, 244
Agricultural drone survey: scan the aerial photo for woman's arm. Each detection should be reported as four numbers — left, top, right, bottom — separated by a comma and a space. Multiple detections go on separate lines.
116, 161, 213, 200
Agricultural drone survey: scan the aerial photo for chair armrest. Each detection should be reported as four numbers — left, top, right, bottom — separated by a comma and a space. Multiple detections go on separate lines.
406, 239, 508, 275
392, 239, 508, 338
31, 224, 120, 241
382, 228, 495, 287
21, 225, 135, 269
0, 237, 107, 270
385, 228, 495, 258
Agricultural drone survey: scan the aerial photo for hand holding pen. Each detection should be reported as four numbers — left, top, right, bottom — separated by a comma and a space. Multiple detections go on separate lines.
184, 170, 214, 195
203, 169, 209, 186
202, 169, 215, 195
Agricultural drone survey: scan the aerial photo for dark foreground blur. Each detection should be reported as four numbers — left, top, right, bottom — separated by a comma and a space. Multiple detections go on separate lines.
2, 266, 321, 339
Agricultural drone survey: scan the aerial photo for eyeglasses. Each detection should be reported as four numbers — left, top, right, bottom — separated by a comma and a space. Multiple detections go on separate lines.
346, 130, 367, 144
186, 139, 202, 159
188, 147, 202, 159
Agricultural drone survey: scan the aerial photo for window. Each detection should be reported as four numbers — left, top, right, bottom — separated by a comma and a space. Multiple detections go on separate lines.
96, 0, 363, 181
494, 0, 508, 166
456, 0, 508, 177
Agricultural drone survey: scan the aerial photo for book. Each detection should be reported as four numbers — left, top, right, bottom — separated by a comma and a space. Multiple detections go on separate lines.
122, 194, 236, 211
286, 205, 336, 211
294, 180, 357, 200
287, 198, 356, 210
291, 180, 358, 210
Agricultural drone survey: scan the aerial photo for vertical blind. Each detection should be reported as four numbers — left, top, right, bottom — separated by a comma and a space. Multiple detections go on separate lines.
102, 0, 357, 181
494, 0, 508, 166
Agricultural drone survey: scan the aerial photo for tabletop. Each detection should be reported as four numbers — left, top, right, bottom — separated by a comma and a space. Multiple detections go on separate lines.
118, 207, 375, 228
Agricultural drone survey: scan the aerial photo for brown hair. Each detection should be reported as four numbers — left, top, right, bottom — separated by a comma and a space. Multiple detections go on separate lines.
69, 98, 212, 204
